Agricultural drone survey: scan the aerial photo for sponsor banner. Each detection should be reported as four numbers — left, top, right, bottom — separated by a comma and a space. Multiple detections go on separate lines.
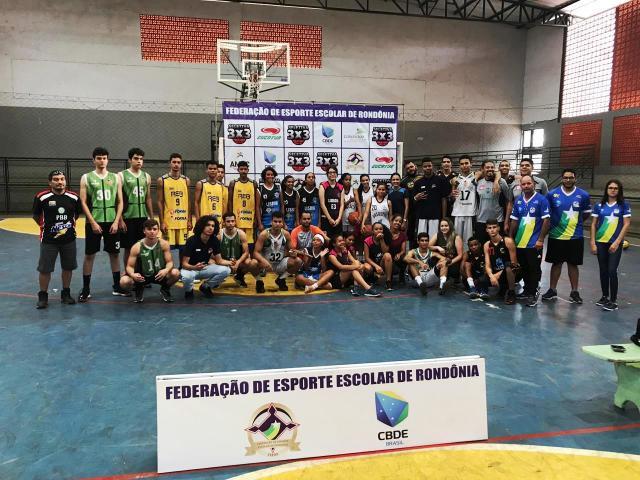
225, 147, 255, 173
313, 122, 342, 148
341, 122, 370, 149
157, 356, 487, 473
224, 120, 255, 147
255, 120, 284, 147
370, 123, 397, 149
370, 149, 397, 174
285, 148, 314, 175
255, 147, 285, 175
342, 149, 370, 175
223, 102, 398, 123
284, 121, 314, 148
314, 149, 340, 175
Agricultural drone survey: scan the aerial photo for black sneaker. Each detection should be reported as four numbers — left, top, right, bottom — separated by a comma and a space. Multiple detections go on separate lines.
569, 290, 583, 304
595, 296, 609, 307
134, 286, 144, 303
184, 290, 194, 301
78, 289, 91, 303
602, 301, 618, 311
112, 286, 132, 297
364, 288, 381, 297
36, 291, 48, 309
479, 289, 490, 300
275, 278, 289, 291
505, 290, 516, 305
234, 273, 248, 287
516, 292, 530, 300
419, 282, 428, 297
526, 293, 539, 308
199, 283, 214, 298
468, 287, 479, 299
256, 280, 266, 294
386, 281, 393, 291
541, 288, 557, 301
438, 285, 446, 296
60, 288, 76, 305
160, 286, 174, 303
350, 286, 361, 297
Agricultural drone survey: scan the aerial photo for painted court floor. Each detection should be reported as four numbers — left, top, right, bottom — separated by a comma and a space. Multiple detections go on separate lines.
0, 218, 639, 479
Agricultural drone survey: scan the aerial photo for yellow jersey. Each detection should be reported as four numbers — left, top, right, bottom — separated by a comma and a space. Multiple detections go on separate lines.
199, 180, 228, 219
232, 180, 256, 229
161, 174, 189, 229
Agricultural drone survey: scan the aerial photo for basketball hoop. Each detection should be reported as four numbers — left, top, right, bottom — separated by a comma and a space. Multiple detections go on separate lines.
248, 71, 261, 100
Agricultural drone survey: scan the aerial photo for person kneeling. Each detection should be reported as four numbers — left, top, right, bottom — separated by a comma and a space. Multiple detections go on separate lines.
294, 233, 334, 293
462, 237, 490, 299
120, 219, 180, 303
364, 222, 395, 291
404, 232, 438, 297
483, 219, 519, 305
181, 215, 231, 299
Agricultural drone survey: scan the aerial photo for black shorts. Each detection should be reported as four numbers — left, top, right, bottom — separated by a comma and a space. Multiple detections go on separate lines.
545, 237, 584, 265
37, 241, 77, 273
330, 270, 353, 289
322, 217, 342, 239
121, 218, 147, 249
433, 261, 461, 279
85, 222, 121, 255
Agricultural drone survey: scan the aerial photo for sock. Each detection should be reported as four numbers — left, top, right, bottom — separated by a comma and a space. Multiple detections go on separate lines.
467, 278, 475, 288
39, 290, 47, 295
112, 271, 121, 288
278, 272, 288, 280
83, 274, 91, 290
414, 275, 423, 285
440, 276, 446, 288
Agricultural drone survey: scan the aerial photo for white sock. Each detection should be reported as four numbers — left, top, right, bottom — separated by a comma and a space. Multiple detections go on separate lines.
467, 277, 475, 288
278, 272, 288, 280
440, 276, 446, 288
414, 275, 423, 285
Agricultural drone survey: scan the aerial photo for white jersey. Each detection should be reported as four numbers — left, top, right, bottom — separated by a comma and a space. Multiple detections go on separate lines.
370, 196, 390, 228
263, 230, 286, 264
360, 187, 374, 212
342, 186, 357, 228
451, 173, 477, 217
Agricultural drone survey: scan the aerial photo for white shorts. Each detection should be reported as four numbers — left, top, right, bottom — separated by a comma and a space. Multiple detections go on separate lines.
416, 219, 440, 238
417, 268, 439, 287
271, 257, 290, 276
454, 216, 475, 249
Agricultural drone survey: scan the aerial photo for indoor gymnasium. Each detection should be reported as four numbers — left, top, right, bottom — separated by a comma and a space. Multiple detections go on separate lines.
2, 1, 640, 479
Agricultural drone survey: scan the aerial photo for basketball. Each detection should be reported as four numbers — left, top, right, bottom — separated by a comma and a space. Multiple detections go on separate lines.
360, 224, 373, 237
623, 240, 630, 250
348, 211, 360, 226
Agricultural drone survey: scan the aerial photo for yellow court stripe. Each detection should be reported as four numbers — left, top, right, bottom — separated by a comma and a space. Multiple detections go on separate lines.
231, 444, 640, 480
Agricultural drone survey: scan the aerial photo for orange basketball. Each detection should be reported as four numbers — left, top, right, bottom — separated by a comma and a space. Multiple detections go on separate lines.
348, 211, 360, 226
360, 224, 373, 237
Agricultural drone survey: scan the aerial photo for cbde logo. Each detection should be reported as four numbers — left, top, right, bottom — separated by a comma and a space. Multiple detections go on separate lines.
375, 391, 409, 445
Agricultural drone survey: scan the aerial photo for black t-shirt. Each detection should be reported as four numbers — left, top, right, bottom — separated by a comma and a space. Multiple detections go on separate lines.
182, 235, 221, 266
388, 187, 408, 217
412, 175, 451, 220
32, 189, 81, 244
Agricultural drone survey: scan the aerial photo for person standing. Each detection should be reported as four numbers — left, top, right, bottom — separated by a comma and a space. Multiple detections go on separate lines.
509, 175, 550, 307
475, 160, 511, 245
33, 170, 82, 308
437, 155, 456, 216
119, 147, 153, 271
299, 172, 321, 227
388, 173, 409, 230
363, 182, 391, 229
157, 153, 191, 251
356, 174, 374, 221
340, 173, 360, 233
510, 158, 549, 199
451, 155, 477, 248
401, 161, 421, 246
590, 180, 631, 312
412, 159, 450, 239
257, 166, 282, 231
541, 168, 591, 303
282, 175, 300, 231
228, 160, 260, 246
318, 166, 344, 237
78, 147, 125, 302
194, 161, 228, 221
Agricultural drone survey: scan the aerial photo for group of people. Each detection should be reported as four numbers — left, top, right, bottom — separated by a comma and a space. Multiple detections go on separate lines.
33, 148, 631, 311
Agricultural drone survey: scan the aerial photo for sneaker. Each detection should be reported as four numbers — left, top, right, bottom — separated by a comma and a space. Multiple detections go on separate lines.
595, 296, 609, 307
112, 286, 132, 297
234, 273, 248, 287
199, 283, 214, 298
304, 284, 317, 294
438, 286, 446, 296
602, 301, 618, 311
36, 291, 48, 309
468, 287, 479, 299
541, 288, 557, 301
505, 290, 516, 305
184, 290, 194, 301
160, 287, 174, 303
569, 290, 583, 304
350, 286, 361, 297
60, 288, 76, 305
256, 280, 266, 294
526, 293, 539, 308
419, 282, 428, 297
385, 281, 393, 291
516, 291, 530, 300
77, 289, 91, 303
275, 278, 289, 291
133, 286, 144, 303
364, 288, 382, 297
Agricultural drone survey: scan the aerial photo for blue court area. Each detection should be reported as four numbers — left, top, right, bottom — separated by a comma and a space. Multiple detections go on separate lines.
0, 226, 639, 480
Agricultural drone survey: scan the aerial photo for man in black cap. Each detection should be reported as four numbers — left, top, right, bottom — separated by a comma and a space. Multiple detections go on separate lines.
33, 170, 82, 308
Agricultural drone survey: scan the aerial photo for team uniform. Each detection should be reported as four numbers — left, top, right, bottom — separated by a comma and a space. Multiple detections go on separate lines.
220, 229, 243, 261
320, 181, 343, 236
232, 180, 257, 244
299, 186, 320, 225
438, 171, 456, 216
328, 248, 353, 289
262, 230, 289, 276
260, 184, 282, 229
161, 174, 189, 247
342, 186, 357, 233
84, 171, 120, 254
431, 232, 461, 279
33, 189, 81, 273
135, 240, 167, 285
487, 237, 511, 293
300, 246, 324, 281
545, 187, 591, 266
283, 190, 299, 231
451, 173, 477, 247
121, 170, 150, 249
360, 187, 374, 217
467, 250, 489, 292
510, 175, 549, 199
199, 180, 228, 220
388, 186, 408, 218
370, 196, 390, 228
364, 236, 384, 265
411, 248, 438, 287
290, 225, 324, 251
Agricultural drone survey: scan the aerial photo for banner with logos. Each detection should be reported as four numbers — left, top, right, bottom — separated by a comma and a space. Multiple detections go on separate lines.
157, 356, 487, 473
222, 101, 399, 186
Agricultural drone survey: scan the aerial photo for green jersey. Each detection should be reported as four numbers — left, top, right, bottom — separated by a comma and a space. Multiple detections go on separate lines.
85, 171, 118, 223
220, 229, 242, 260
122, 169, 149, 219
137, 240, 165, 277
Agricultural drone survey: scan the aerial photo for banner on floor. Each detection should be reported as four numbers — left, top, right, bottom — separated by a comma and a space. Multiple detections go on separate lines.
221, 101, 399, 187
156, 356, 487, 473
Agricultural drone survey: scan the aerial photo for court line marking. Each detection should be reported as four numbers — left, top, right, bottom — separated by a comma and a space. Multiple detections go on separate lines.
486, 372, 541, 388
78, 421, 640, 480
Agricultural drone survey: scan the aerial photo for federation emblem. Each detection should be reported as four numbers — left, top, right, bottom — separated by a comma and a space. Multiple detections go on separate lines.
372, 127, 393, 147
321, 125, 334, 138
347, 152, 364, 165
246, 403, 300, 457
375, 391, 409, 427
227, 124, 252, 145
287, 125, 311, 146
288, 152, 311, 172
264, 150, 277, 164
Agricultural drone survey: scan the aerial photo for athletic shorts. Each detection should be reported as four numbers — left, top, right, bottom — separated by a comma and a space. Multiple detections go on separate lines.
433, 261, 460, 279
416, 219, 440, 238
166, 228, 188, 248
330, 270, 353, 290
270, 257, 290, 276
38, 241, 77, 273
321, 217, 342, 238
301, 271, 320, 281
85, 222, 120, 255
417, 268, 438, 287
243, 228, 255, 245
545, 237, 584, 266
121, 218, 146, 249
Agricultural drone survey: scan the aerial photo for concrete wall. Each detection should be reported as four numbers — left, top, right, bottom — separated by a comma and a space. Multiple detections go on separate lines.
0, 0, 530, 158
